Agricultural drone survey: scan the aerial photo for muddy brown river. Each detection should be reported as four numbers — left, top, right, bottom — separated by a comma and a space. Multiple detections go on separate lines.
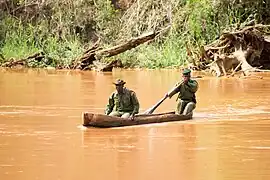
0, 68, 270, 180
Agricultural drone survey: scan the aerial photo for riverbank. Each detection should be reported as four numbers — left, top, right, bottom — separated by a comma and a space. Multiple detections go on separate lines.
1, 0, 269, 73
1, 23, 270, 75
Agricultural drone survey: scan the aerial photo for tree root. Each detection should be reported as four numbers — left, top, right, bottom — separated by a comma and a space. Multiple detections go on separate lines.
200, 24, 270, 77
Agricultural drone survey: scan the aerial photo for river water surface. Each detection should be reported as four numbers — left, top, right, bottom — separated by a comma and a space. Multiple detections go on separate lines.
0, 68, 270, 180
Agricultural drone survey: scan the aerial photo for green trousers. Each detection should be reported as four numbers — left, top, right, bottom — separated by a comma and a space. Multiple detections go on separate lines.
108, 111, 131, 118
176, 100, 196, 115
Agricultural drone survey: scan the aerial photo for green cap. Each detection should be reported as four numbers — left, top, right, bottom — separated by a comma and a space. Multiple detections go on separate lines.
182, 68, 191, 75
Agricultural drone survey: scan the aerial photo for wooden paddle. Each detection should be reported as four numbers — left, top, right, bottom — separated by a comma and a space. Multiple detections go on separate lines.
143, 94, 168, 114
143, 82, 184, 115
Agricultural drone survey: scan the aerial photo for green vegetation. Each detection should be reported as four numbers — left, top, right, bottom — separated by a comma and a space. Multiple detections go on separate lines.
0, 0, 269, 68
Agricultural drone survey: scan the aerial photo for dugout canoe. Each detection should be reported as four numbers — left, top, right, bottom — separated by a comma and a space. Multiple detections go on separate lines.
82, 112, 193, 128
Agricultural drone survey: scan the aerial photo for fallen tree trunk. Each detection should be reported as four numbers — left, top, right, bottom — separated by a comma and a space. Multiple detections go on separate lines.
72, 27, 169, 70
96, 31, 159, 57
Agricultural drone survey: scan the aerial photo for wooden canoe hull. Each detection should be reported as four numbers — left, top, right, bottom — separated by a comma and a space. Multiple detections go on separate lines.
82, 112, 193, 128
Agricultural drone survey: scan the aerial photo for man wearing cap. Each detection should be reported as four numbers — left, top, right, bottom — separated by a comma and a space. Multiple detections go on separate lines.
105, 79, 140, 118
166, 69, 199, 115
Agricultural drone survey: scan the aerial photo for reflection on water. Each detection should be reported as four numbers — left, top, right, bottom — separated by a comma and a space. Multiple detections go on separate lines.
0, 68, 270, 180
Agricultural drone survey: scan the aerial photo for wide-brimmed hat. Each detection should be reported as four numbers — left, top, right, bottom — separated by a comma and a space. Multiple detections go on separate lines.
113, 79, 126, 85
182, 68, 191, 76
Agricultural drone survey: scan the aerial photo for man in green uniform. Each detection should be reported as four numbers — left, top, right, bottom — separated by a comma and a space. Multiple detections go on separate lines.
166, 69, 199, 115
105, 79, 140, 118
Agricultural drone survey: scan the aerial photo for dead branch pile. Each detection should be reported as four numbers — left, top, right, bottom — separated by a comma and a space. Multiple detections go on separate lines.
1, 52, 45, 68
197, 24, 270, 77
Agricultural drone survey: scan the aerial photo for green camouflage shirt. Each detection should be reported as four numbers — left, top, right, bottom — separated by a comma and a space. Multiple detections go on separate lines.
168, 79, 198, 103
105, 88, 140, 115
